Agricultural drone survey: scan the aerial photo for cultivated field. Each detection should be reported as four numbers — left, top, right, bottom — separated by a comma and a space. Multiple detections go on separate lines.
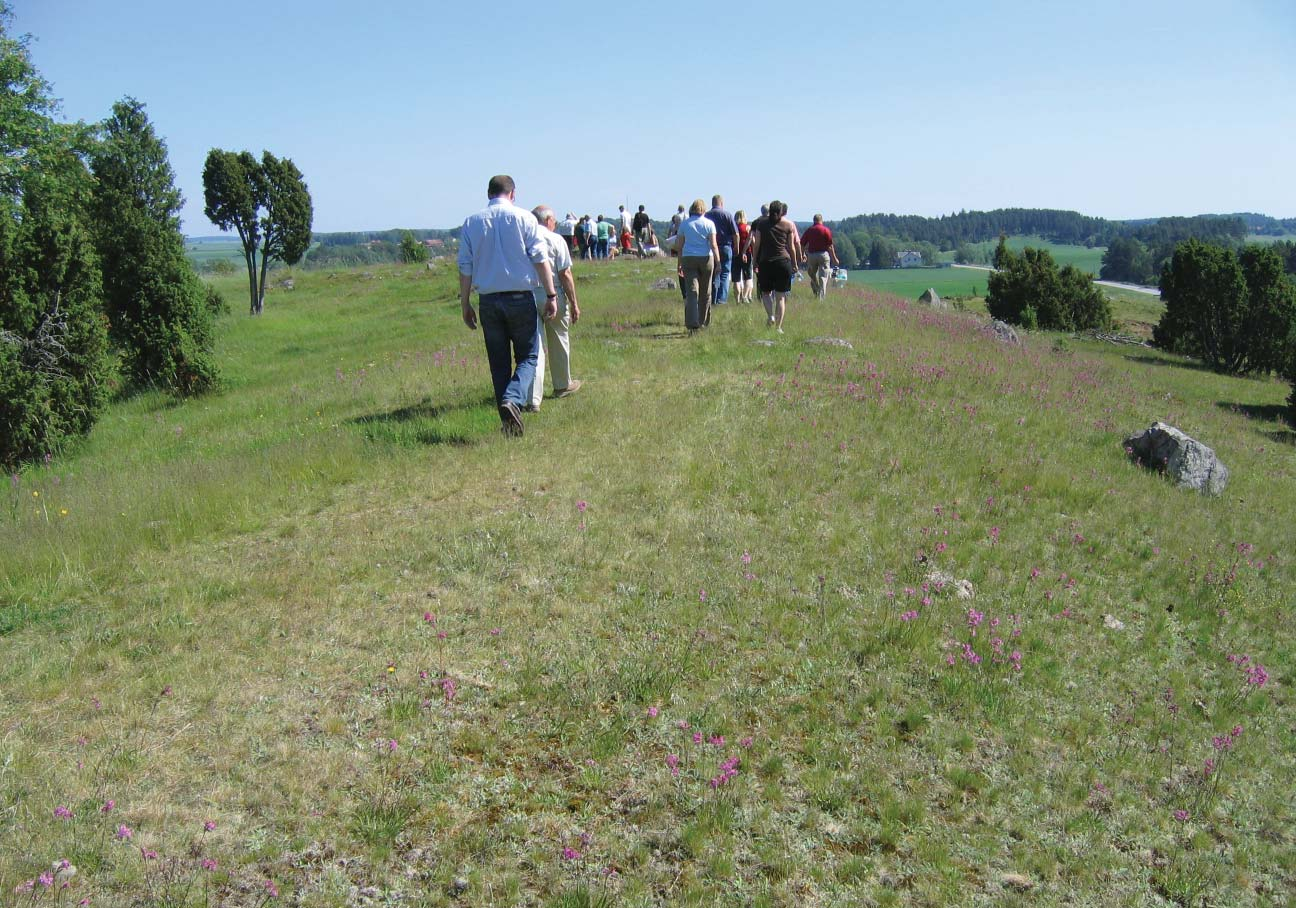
2, 259, 1292, 907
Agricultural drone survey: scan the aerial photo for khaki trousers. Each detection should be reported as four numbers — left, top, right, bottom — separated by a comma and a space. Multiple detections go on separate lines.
680, 255, 714, 329
527, 292, 572, 409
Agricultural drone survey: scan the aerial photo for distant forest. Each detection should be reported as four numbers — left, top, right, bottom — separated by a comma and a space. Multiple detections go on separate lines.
826, 208, 1263, 250
826, 207, 1296, 283
303, 228, 459, 269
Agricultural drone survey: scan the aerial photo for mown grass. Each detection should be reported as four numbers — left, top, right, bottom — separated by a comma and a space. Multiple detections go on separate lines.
2, 258, 1293, 907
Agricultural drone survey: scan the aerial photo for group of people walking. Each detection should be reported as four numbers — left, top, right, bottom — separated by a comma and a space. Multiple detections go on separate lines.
556, 205, 661, 261
668, 196, 841, 334
457, 175, 843, 437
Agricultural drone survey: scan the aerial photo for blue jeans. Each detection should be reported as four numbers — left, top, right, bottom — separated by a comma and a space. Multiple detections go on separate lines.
478, 291, 540, 407
713, 244, 733, 302
596, 238, 609, 259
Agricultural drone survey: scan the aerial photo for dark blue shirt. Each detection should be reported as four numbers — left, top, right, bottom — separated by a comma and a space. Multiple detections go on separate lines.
705, 207, 738, 248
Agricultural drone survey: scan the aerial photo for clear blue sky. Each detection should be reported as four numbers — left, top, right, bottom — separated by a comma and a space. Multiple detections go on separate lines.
14, 0, 1296, 234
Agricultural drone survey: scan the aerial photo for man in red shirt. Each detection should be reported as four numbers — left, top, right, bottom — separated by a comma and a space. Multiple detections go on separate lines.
800, 214, 840, 300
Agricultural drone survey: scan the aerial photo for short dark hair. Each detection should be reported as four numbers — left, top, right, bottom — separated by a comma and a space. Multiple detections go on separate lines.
487, 174, 515, 198
638, 205, 645, 212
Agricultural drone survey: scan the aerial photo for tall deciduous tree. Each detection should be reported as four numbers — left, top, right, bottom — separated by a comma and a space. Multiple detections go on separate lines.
0, 2, 111, 466
89, 98, 217, 394
202, 149, 312, 315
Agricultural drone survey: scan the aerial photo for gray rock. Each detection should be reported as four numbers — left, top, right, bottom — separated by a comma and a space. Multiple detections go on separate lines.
984, 319, 1021, 346
650, 277, 676, 290
918, 287, 949, 309
277, 278, 295, 290
806, 336, 853, 349
752, 339, 776, 347
1124, 421, 1229, 495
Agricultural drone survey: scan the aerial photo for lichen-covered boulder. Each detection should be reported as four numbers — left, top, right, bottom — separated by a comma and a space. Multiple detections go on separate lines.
1124, 422, 1229, 495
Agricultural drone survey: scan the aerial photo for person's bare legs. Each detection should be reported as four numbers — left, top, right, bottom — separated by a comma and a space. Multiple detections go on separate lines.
774, 292, 787, 332
762, 291, 775, 324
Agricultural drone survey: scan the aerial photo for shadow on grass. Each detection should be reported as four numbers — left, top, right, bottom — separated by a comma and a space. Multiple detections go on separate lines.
1122, 353, 1217, 373
1216, 401, 1290, 424
349, 396, 495, 447
1263, 428, 1296, 447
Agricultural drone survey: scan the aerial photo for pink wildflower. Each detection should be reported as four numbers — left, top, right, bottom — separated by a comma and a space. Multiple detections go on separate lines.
53, 805, 73, 819
101, 799, 115, 813
201, 859, 218, 871
576, 500, 587, 513
116, 825, 133, 840
203, 819, 216, 831
561, 847, 581, 860
1173, 809, 1189, 822
647, 706, 659, 718
264, 880, 279, 898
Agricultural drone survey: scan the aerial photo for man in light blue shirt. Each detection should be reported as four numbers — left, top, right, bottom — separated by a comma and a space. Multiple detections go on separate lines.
458, 174, 558, 437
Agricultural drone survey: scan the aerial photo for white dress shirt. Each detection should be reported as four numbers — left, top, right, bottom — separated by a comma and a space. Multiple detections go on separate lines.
458, 197, 546, 295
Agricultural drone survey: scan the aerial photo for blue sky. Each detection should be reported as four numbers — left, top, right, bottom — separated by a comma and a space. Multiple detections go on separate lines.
14, 0, 1295, 234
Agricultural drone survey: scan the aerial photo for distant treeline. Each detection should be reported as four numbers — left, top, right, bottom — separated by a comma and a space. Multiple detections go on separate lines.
303, 228, 459, 269
827, 207, 1256, 251
1099, 218, 1264, 285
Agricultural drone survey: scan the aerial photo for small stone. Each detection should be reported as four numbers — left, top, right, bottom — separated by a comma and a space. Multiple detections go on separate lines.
752, 339, 776, 347
450, 876, 469, 896
984, 319, 1021, 346
1103, 614, 1125, 631
918, 287, 948, 309
1001, 872, 1034, 891
806, 336, 853, 349
650, 277, 676, 290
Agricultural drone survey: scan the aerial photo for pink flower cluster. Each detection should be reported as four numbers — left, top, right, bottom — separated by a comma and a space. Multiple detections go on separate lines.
1212, 725, 1244, 752
709, 755, 741, 789
1228, 653, 1270, 688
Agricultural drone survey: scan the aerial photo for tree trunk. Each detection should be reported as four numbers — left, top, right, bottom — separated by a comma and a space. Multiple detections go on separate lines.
256, 242, 271, 316
244, 249, 259, 316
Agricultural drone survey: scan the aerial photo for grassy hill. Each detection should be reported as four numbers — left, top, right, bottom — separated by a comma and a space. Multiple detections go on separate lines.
2, 260, 1292, 907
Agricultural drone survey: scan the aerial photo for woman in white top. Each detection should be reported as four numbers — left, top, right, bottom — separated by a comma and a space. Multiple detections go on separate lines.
675, 198, 720, 332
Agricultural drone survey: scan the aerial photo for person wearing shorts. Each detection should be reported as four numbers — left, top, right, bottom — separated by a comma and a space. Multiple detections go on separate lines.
751, 200, 801, 333
733, 210, 753, 302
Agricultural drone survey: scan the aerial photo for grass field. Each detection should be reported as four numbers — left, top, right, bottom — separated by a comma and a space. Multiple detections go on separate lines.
2, 259, 1292, 907
843, 267, 989, 306
185, 237, 247, 270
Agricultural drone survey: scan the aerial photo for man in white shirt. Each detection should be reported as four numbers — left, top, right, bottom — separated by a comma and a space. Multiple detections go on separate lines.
526, 206, 583, 411
618, 204, 632, 238
458, 174, 558, 437
558, 212, 579, 252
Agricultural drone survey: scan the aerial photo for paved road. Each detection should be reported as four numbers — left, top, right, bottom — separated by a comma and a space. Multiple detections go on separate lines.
950, 263, 1160, 296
